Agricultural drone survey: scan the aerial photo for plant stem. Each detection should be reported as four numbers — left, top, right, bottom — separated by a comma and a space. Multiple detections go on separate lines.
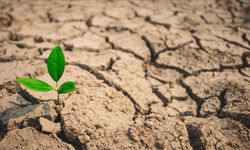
57, 91, 60, 105
56, 82, 60, 105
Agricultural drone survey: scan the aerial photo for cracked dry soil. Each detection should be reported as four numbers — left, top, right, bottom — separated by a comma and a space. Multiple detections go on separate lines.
0, 0, 250, 149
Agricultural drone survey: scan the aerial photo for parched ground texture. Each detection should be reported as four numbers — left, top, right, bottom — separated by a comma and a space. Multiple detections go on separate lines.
0, 0, 250, 149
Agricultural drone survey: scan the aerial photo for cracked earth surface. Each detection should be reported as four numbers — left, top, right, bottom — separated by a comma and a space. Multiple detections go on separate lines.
0, 0, 250, 149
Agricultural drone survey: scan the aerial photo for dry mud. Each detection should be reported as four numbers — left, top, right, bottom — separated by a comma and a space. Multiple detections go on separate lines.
0, 0, 250, 149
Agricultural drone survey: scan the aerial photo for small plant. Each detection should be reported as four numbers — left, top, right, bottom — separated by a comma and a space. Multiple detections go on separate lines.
17, 45, 77, 106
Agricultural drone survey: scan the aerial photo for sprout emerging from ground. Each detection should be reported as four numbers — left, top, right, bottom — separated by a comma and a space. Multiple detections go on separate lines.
17, 45, 77, 106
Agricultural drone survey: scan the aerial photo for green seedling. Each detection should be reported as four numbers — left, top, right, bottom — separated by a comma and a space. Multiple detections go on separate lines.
17, 45, 77, 106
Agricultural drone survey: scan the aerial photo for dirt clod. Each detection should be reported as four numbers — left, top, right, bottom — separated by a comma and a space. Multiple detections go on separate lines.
0, 127, 74, 150
39, 117, 61, 134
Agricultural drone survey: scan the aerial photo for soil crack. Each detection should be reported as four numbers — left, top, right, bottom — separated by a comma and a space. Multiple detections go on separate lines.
141, 36, 158, 63
180, 79, 204, 117
215, 35, 250, 50
105, 36, 146, 62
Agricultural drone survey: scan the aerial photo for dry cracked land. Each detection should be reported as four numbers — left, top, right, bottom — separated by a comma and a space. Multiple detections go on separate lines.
0, 0, 250, 149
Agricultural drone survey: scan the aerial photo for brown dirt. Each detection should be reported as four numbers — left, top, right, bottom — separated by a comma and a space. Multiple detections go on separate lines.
0, 0, 250, 149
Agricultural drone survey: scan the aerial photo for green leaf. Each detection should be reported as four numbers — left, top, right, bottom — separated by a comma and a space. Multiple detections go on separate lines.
17, 78, 54, 92
58, 81, 77, 94
47, 45, 65, 82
